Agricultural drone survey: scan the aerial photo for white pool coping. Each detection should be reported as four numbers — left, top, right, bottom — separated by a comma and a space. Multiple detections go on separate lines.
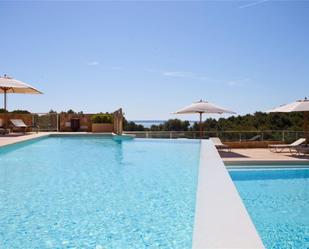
0, 132, 50, 148
192, 140, 265, 249
225, 160, 309, 166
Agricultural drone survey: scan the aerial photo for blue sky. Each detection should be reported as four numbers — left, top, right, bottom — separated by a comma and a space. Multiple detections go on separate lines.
1, 1, 308, 120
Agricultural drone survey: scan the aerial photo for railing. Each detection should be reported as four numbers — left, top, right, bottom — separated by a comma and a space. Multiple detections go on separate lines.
2, 112, 304, 142
32, 113, 59, 131
123, 130, 305, 143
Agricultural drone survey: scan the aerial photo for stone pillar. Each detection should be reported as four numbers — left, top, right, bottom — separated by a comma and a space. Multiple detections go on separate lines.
113, 108, 123, 135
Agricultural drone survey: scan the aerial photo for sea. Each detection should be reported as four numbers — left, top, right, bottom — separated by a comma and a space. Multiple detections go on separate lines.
131, 120, 196, 128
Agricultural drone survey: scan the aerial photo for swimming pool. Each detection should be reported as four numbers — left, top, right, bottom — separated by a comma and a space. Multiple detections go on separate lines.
0, 137, 200, 249
230, 167, 309, 249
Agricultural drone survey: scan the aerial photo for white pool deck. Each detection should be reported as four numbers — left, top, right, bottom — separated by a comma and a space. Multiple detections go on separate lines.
1, 133, 308, 248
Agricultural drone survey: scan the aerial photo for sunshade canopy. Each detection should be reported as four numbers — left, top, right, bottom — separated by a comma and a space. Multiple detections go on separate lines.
0, 75, 42, 94
175, 100, 236, 114
174, 100, 236, 138
268, 97, 309, 145
268, 98, 309, 113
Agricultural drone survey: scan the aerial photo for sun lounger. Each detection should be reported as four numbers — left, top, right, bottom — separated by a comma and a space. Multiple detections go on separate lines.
10, 119, 28, 133
268, 138, 306, 153
0, 128, 9, 135
0, 118, 9, 135
210, 137, 231, 152
10, 119, 39, 134
10, 119, 40, 133
249, 134, 261, 141
294, 146, 309, 156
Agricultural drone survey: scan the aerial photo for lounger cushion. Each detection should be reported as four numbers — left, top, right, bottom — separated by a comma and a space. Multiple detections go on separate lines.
10, 119, 27, 128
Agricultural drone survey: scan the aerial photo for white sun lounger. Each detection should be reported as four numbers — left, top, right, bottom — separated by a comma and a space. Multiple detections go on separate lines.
249, 134, 261, 141
10, 119, 28, 133
294, 146, 309, 156
210, 137, 231, 152
268, 138, 306, 153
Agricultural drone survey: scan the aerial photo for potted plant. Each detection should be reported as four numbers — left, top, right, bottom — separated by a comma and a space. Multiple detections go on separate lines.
91, 113, 113, 132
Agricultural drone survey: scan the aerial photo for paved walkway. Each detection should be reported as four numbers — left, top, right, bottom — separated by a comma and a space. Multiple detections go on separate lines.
0, 132, 116, 148
0, 132, 50, 147
221, 148, 309, 164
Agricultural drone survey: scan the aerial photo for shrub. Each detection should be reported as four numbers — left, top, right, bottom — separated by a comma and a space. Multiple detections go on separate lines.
91, 113, 113, 123
0, 108, 8, 113
11, 109, 31, 114
0, 109, 31, 114
67, 109, 75, 114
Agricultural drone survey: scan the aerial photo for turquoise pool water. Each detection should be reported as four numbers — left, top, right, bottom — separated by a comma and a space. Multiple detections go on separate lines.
0, 137, 200, 249
230, 167, 309, 249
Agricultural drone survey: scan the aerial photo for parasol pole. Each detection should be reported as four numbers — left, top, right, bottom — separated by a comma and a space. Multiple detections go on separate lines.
2, 88, 8, 128
199, 112, 203, 139
304, 111, 308, 146
4, 88, 7, 111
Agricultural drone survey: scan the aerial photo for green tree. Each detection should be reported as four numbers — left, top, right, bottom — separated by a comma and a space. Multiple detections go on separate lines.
150, 119, 190, 131
123, 118, 146, 131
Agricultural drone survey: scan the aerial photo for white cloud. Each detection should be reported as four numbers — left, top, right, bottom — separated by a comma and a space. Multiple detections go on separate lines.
163, 71, 193, 77
162, 70, 208, 81
87, 61, 99, 66
144, 68, 207, 81
227, 78, 251, 87
109, 66, 123, 70
145, 68, 252, 87
227, 81, 238, 86
144, 68, 158, 73
239, 0, 269, 9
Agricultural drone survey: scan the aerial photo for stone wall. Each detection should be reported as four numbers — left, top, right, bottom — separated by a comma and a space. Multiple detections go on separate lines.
59, 113, 93, 132
113, 108, 123, 135
0, 113, 34, 131
59, 109, 124, 134
0, 109, 124, 134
